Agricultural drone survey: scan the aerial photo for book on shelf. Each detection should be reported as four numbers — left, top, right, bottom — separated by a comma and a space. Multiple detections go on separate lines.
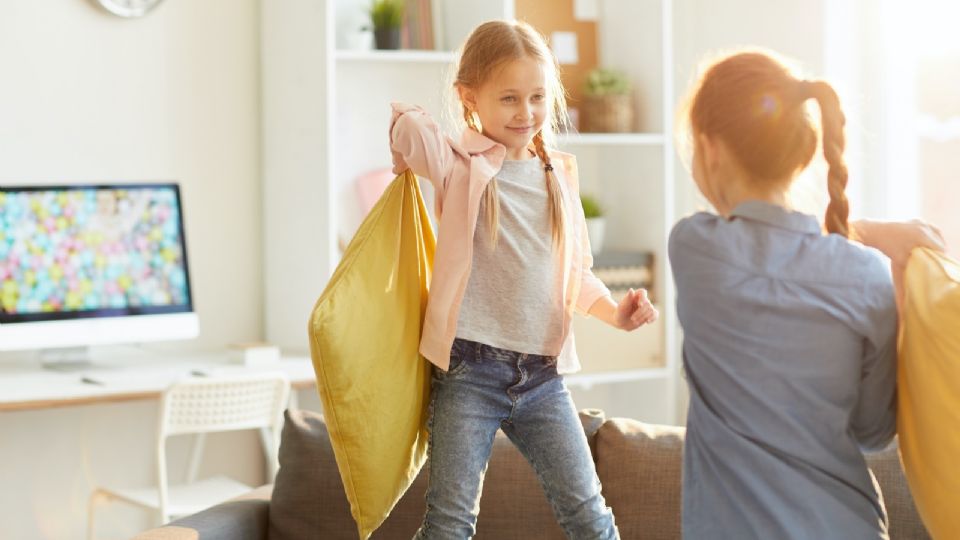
591, 250, 655, 302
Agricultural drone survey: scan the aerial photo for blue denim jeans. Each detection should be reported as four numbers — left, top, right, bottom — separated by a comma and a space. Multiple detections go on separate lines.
413, 338, 619, 540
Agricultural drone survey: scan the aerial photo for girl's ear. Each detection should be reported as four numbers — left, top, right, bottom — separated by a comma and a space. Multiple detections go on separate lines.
693, 133, 722, 212
697, 133, 720, 175
458, 85, 478, 112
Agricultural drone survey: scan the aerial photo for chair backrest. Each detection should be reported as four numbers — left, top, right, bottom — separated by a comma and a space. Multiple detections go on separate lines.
159, 372, 290, 438
155, 372, 290, 519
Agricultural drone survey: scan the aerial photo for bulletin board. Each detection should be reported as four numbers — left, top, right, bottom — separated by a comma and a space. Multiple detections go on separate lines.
516, 0, 599, 113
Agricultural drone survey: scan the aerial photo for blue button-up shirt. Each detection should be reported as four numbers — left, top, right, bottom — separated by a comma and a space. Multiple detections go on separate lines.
669, 201, 897, 539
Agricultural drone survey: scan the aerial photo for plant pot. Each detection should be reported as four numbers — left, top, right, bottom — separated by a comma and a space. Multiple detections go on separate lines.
373, 28, 401, 50
585, 217, 606, 255
582, 94, 634, 133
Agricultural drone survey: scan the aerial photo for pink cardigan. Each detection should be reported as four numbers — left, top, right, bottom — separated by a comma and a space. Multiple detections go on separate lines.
389, 102, 611, 374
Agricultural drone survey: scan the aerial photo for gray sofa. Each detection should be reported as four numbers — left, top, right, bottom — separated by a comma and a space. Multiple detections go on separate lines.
134, 408, 930, 539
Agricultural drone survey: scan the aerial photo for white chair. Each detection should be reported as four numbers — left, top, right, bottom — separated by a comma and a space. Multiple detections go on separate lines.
87, 372, 290, 539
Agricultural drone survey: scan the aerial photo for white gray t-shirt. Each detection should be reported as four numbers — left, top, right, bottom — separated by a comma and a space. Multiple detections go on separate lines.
455, 157, 564, 356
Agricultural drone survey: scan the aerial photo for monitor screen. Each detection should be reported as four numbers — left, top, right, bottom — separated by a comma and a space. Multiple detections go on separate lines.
0, 183, 198, 353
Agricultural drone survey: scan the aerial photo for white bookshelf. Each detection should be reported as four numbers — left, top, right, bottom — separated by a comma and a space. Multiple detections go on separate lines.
334, 49, 457, 63
262, 0, 681, 424
558, 132, 666, 146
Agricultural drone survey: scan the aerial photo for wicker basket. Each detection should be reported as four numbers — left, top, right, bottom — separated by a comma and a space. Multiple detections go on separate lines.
582, 94, 635, 133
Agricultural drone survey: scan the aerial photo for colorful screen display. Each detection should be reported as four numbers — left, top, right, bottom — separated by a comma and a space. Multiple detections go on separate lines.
0, 184, 193, 323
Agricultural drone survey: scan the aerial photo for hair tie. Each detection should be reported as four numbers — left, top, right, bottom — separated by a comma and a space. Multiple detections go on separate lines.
544, 163, 554, 172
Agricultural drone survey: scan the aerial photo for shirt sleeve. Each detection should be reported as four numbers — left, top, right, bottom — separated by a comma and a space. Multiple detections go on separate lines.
850, 266, 898, 451
389, 102, 456, 197
576, 247, 612, 315
571, 159, 612, 315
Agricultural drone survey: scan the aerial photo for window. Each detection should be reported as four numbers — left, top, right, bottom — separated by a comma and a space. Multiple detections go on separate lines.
827, 0, 959, 256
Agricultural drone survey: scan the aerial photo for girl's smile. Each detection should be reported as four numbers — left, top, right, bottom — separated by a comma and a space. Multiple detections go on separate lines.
458, 55, 548, 160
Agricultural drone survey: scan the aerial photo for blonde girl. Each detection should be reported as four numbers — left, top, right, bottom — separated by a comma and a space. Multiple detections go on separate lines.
670, 49, 943, 538
390, 20, 657, 539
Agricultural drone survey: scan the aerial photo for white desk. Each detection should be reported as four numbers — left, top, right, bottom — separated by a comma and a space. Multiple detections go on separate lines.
0, 353, 317, 412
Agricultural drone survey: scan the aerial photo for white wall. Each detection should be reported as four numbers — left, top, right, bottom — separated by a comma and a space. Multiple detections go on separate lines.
0, 1, 264, 538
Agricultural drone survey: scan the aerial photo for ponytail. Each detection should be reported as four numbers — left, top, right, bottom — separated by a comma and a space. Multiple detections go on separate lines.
532, 131, 565, 248
801, 80, 849, 237
463, 103, 503, 246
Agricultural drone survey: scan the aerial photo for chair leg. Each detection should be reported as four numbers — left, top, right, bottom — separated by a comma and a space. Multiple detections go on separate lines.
185, 432, 206, 484
87, 489, 103, 540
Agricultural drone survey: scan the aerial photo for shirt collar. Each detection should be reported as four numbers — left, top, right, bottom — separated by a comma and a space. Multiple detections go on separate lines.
459, 128, 504, 157
728, 200, 822, 235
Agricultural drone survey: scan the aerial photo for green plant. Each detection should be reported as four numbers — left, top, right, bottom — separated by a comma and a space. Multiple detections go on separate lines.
580, 194, 604, 219
369, 0, 404, 30
584, 68, 631, 96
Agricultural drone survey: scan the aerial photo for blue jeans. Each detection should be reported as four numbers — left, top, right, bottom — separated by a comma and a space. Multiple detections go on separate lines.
414, 338, 619, 540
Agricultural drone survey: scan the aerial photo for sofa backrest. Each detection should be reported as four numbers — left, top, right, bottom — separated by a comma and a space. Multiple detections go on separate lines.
270, 409, 930, 540
593, 416, 931, 540
595, 418, 685, 539
269, 408, 604, 540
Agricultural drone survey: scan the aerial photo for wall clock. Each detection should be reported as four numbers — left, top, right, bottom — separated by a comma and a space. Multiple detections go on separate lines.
94, 0, 164, 18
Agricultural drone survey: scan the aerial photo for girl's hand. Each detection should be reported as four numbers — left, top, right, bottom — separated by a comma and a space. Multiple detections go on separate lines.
853, 219, 947, 268
852, 218, 947, 315
614, 288, 659, 331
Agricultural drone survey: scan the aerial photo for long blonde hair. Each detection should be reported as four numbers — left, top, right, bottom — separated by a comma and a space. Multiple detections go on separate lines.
684, 49, 850, 236
454, 20, 569, 247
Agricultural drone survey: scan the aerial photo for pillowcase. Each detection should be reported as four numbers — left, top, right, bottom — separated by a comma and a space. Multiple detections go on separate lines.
898, 247, 960, 539
307, 170, 435, 539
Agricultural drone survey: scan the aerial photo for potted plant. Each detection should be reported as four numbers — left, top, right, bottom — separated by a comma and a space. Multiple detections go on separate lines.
368, 0, 404, 50
582, 68, 635, 133
580, 193, 606, 255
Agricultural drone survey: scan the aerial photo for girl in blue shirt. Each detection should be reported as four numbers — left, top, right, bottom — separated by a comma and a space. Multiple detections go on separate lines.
670, 49, 943, 539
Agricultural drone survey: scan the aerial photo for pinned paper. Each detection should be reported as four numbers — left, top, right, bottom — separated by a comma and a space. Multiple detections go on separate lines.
574, 0, 598, 21
551, 31, 579, 65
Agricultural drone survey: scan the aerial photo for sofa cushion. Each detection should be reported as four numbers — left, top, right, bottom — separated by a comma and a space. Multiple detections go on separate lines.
270, 408, 605, 540
596, 418, 930, 540
864, 443, 931, 540
475, 408, 605, 539
595, 418, 684, 540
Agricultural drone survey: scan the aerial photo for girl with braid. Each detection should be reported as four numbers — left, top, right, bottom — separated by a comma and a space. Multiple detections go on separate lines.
390, 20, 655, 539
670, 49, 943, 539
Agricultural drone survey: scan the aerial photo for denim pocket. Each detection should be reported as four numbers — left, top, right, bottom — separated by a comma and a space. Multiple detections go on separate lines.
438, 342, 470, 378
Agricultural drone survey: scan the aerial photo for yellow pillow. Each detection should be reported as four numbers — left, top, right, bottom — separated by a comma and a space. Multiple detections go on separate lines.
898, 247, 960, 539
308, 170, 435, 539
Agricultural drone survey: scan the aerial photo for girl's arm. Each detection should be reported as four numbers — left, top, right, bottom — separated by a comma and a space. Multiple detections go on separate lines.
849, 277, 899, 451
851, 219, 946, 312
389, 103, 457, 195
572, 179, 658, 329
587, 288, 658, 331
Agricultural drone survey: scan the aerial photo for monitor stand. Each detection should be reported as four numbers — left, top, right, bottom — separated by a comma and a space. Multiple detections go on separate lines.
40, 347, 96, 371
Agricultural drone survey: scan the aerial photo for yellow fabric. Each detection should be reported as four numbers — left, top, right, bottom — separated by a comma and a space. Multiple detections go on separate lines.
308, 170, 434, 539
898, 247, 960, 539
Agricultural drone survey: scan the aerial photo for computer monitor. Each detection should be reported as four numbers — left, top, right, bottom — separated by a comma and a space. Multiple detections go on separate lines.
0, 183, 199, 367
